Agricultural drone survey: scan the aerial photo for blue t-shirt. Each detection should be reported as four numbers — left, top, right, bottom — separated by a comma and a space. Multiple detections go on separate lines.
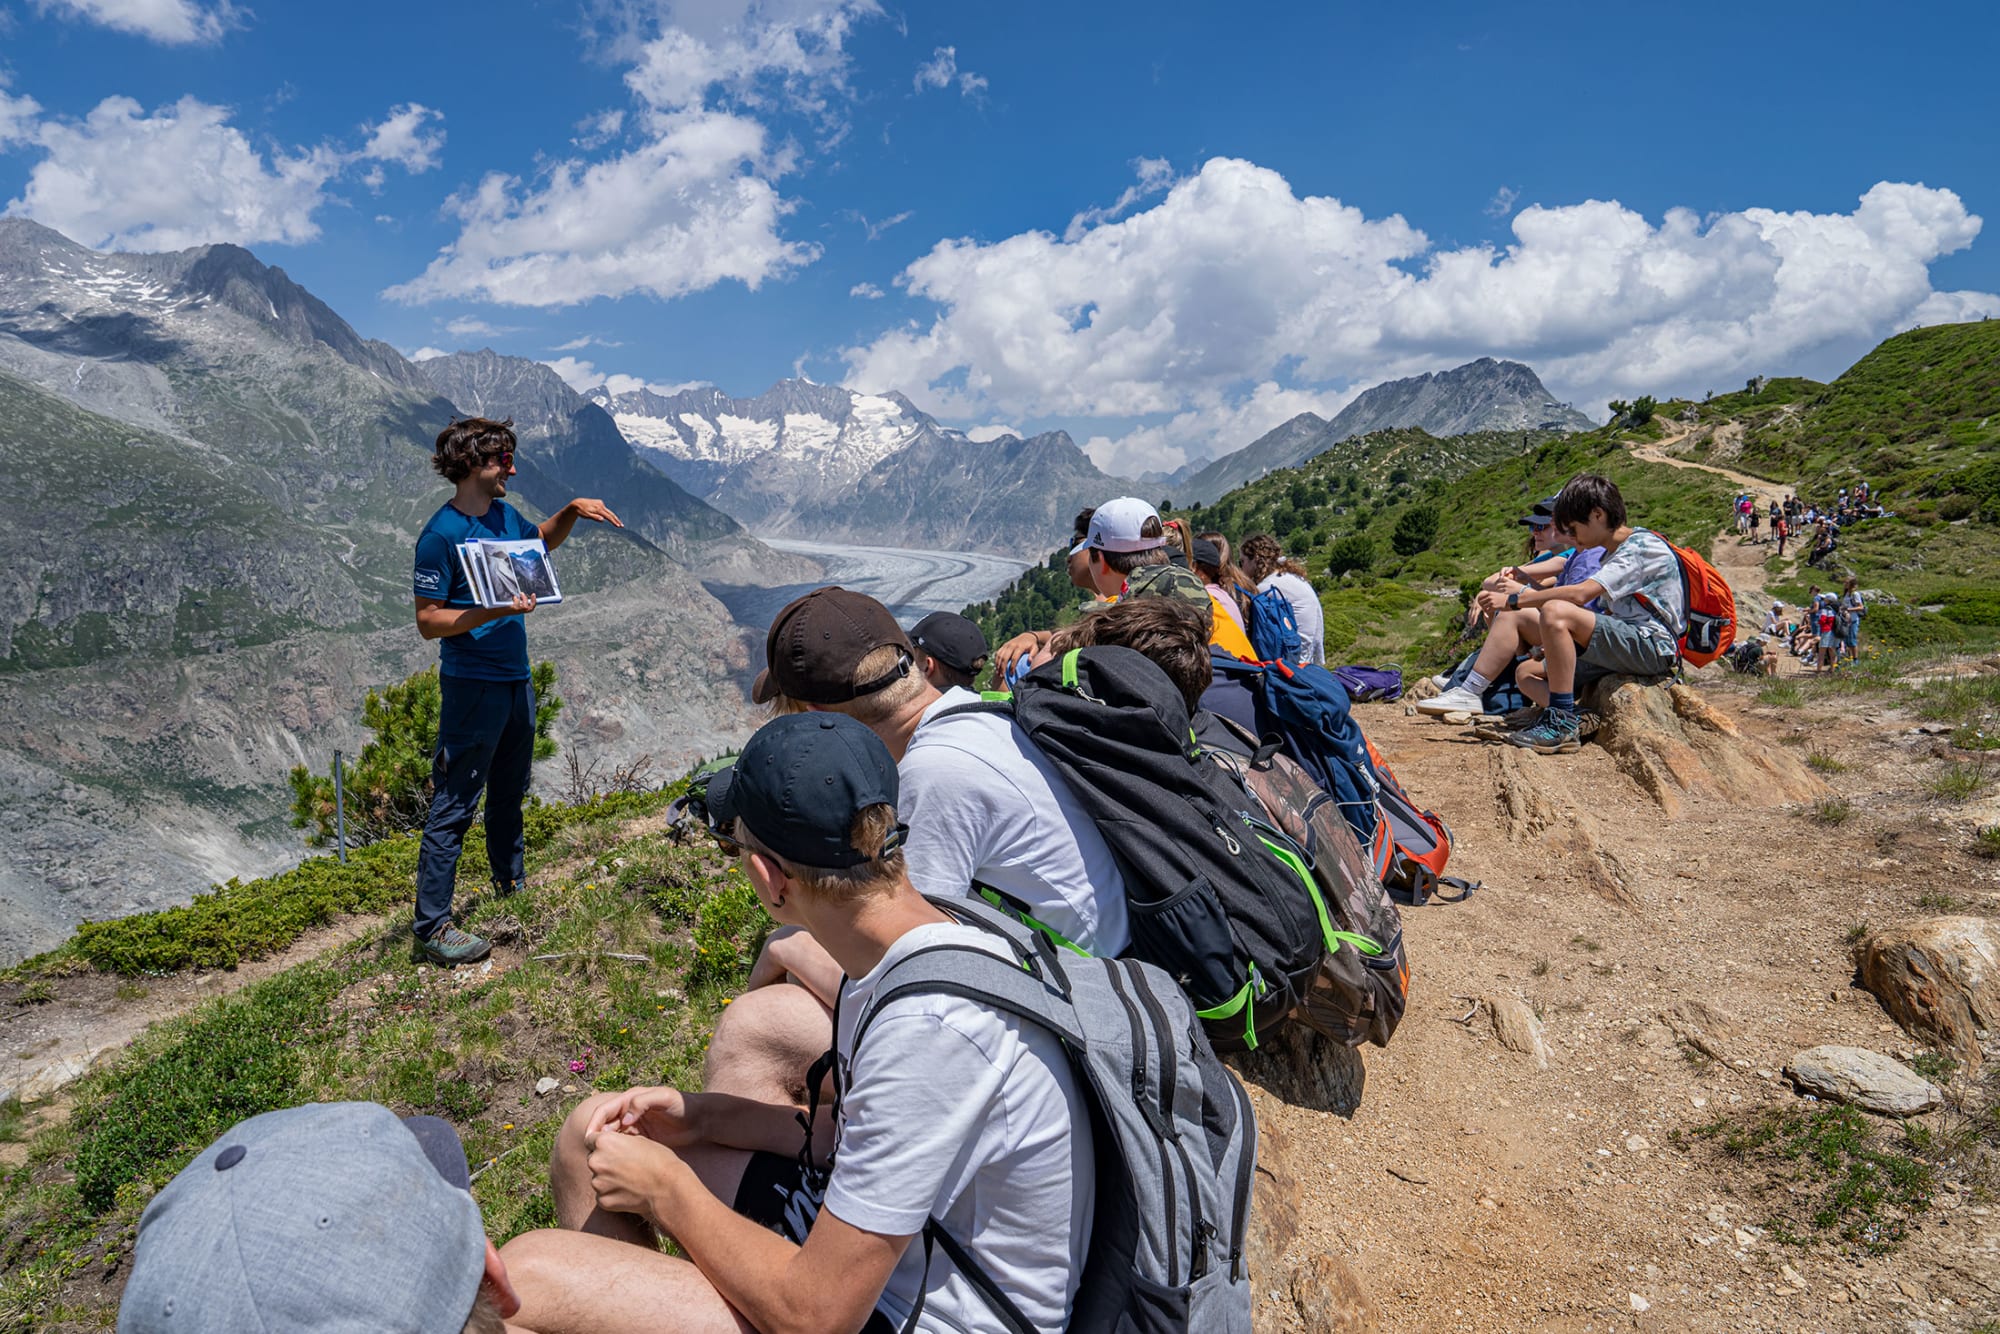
413, 500, 540, 681
1560, 545, 1606, 611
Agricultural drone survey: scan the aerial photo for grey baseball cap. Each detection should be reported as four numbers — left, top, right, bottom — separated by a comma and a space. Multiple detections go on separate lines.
119, 1102, 486, 1333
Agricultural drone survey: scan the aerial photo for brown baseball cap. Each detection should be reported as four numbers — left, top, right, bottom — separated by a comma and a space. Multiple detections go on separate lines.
752, 587, 914, 705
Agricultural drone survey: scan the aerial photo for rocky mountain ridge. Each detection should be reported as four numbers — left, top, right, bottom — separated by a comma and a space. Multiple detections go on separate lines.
589, 378, 1126, 556
1171, 358, 1594, 503
0, 221, 769, 960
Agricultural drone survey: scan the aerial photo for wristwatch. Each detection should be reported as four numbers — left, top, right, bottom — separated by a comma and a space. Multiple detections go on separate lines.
1506, 592, 1520, 610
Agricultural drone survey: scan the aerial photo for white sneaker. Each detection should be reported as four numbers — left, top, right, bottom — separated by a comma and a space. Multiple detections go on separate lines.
1428, 672, 1452, 690
1416, 684, 1485, 716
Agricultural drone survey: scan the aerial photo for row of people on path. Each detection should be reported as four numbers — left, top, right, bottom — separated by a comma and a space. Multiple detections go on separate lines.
1764, 578, 1866, 671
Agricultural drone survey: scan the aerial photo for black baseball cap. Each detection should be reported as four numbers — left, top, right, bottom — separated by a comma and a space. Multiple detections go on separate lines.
752, 587, 913, 705
908, 612, 989, 675
1517, 494, 1561, 527
704, 713, 903, 869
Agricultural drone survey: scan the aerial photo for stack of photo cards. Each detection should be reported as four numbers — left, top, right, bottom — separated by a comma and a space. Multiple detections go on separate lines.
455, 538, 564, 608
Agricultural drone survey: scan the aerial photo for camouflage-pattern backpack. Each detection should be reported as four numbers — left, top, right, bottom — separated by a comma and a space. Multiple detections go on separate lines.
1202, 717, 1410, 1047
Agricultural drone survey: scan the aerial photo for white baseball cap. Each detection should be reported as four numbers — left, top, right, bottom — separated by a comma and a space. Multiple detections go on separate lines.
1071, 497, 1167, 556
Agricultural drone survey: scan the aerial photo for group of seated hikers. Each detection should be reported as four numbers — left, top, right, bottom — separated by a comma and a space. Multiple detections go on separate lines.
122, 491, 1452, 1333
1413, 473, 1689, 754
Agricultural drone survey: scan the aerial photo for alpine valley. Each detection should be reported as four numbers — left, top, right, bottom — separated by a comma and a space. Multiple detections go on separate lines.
0, 220, 1592, 959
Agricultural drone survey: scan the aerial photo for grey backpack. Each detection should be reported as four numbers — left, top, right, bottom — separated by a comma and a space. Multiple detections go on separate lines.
839, 894, 1257, 1334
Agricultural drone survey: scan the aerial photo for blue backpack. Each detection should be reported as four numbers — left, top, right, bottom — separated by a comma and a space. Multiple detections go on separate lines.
1204, 654, 1381, 850
1239, 584, 1303, 663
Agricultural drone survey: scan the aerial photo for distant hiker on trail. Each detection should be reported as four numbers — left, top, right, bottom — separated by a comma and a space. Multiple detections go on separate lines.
1748, 503, 1761, 542
1839, 578, 1866, 660
522, 713, 1094, 1334
1814, 597, 1839, 671
906, 611, 988, 692
1774, 509, 1789, 559
1735, 495, 1753, 535
1431, 474, 1683, 754
118, 1102, 523, 1333
411, 416, 621, 967
1241, 532, 1327, 666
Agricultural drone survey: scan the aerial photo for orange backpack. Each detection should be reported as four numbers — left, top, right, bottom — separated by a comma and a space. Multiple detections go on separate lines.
1634, 530, 1736, 668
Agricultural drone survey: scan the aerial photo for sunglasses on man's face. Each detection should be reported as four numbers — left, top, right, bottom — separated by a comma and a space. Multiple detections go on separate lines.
483, 451, 514, 469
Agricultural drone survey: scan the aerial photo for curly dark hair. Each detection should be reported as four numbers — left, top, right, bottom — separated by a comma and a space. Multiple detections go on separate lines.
432, 417, 516, 483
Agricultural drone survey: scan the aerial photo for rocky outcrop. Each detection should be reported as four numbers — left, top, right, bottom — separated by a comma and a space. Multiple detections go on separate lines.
1855, 916, 2000, 1066
1585, 677, 1828, 819
1660, 998, 1747, 1066
1784, 1046, 1942, 1117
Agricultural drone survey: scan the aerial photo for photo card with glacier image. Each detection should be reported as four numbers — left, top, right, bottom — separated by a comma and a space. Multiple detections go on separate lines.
460, 538, 563, 606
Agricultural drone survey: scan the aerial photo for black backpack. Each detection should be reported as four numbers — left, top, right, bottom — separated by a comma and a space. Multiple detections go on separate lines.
937, 646, 1339, 1052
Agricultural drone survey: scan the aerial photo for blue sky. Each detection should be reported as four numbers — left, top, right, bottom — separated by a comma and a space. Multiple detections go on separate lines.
1, 0, 1996, 473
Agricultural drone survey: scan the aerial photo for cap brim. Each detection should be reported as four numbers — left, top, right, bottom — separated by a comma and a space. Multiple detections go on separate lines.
750, 668, 777, 705
1068, 537, 1090, 557
401, 1115, 471, 1191
703, 763, 741, 827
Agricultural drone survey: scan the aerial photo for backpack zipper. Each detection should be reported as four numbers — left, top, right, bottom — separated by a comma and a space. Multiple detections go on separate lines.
1126, 963, 1212, 1281
1106, 963, 1187, 1288
1226, 1070, 1256, 1281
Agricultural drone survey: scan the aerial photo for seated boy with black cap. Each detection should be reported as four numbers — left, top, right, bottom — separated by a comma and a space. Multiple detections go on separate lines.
513, 712, 1093, 1334
906, 610, 989, 692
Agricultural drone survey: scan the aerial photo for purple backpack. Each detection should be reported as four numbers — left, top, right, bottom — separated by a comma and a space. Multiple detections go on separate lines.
1332, 665, 1403, 703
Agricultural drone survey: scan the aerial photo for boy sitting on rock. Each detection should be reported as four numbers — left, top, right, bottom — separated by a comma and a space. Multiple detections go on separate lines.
508, 712, 1094, 1334
1429, 473, 1685, 755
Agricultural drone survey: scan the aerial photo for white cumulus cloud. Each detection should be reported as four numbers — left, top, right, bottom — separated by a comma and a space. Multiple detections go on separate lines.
387, 109, 816, 306
443, 315, 518, 338
542, 356, 608, 392
393, 1, 877, 308
849, 281, 884, 299
3, 93, 451, 251
362, 104, 445, 173
0, 83, 42, 147
913, 45, 986, 97
542, 354, 702, 399
406, 345, 449, 361
31, 0, 239, 45
843, 159, 2000, 472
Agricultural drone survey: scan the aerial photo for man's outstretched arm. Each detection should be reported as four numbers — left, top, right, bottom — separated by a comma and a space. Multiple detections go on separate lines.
540, 499, 623, 551
414, 594, 535, 639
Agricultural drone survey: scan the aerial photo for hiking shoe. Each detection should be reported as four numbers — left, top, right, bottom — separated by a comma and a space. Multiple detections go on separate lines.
1500, 704, 1545, 730
1575, 711, 1603, 739
420, 924, 491, 967
1416, 684, 1485, 716
1505, 709, 1582, 755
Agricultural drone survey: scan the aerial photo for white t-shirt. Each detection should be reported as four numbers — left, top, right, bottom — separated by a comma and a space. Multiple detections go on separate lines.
827, 922, 1094, 1333
1592, 531, 1687, 647
1258, 571, 1326, 666
900, 688, 1131, 955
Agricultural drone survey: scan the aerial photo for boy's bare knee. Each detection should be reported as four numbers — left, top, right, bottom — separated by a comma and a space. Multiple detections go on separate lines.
553, 1092, 620, 1170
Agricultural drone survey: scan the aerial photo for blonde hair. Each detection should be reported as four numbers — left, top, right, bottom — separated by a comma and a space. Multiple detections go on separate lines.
827, 645, 930, 726
739, 804, 907, 902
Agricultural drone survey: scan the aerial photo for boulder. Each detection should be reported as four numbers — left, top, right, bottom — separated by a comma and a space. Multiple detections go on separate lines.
1287, 1255, 1382, 1333
1583, 677, 1828, 820
1230, 1023, 1366, 1115
1487, 996, 1551, 1068
1854, 916, 2000, 1066
1783, 1045, 1941, 1117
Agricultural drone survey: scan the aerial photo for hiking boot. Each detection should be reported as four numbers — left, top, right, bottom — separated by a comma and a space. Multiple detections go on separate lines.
1416, 684, 1485, 716
1500, 704, 1545, 730
419, 924, 491, 967
1506, 709, 1582, 755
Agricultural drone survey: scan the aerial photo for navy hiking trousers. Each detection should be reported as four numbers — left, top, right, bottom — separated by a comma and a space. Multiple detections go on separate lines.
415, 675, 535, 941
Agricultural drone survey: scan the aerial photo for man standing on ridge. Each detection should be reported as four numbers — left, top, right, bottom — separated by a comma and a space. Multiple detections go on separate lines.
410, 416, 622, 967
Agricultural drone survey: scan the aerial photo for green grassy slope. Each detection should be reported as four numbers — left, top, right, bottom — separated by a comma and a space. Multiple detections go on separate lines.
0, 788, 764, 1329
1730, 320, 2000, 509
968, 424, 1735, 670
